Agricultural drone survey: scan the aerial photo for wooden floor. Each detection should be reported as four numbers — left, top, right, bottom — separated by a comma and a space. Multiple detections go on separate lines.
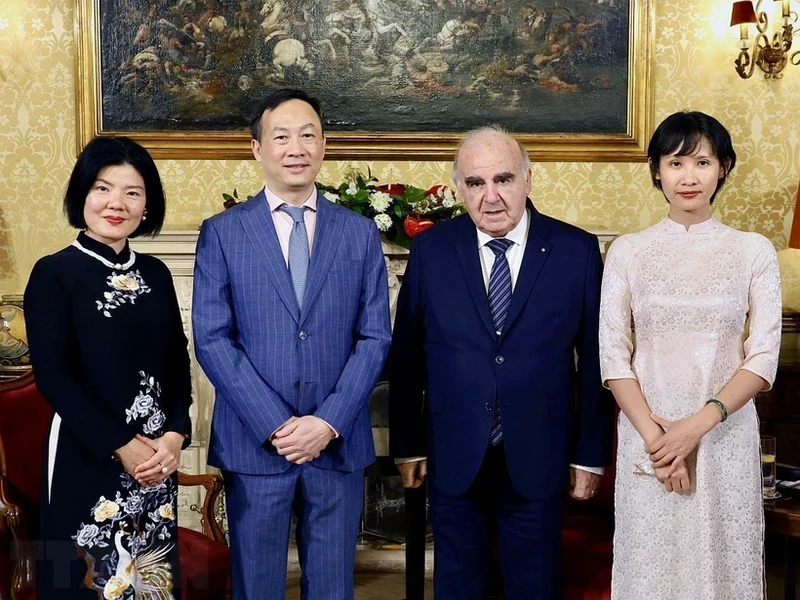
280, 548, 790, 599
285, 572, 433, 599
283, 565, 792, 600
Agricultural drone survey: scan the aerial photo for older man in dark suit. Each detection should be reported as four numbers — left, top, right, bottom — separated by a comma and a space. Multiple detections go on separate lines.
390, 126, 613, 599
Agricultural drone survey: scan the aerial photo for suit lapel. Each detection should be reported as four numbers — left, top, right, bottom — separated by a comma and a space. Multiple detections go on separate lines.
300, 194, 342, 325
454, 219, 497, 340
503, 203, 552, 334
239, 191, 300, 323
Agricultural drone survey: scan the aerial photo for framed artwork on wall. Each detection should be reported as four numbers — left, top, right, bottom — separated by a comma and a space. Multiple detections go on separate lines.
0, 295, 31, 378
74, 0, 654, 161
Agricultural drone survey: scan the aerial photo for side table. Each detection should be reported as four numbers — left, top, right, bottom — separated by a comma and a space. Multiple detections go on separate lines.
765, 497, 800, 600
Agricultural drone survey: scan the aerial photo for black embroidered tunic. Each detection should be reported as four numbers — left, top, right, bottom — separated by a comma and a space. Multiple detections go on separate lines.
24, 232, 192, 600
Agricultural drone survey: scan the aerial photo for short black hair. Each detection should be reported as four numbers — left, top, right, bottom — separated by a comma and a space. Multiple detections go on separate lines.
64, 136, 166, 237
249, 88, 325, 141
647, 111, 736, 204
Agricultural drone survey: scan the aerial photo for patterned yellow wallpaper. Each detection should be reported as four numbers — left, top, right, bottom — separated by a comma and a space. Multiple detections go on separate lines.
1, 0, 799, 295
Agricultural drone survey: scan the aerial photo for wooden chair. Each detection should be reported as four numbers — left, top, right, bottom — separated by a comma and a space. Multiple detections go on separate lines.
0, 370, 230, 600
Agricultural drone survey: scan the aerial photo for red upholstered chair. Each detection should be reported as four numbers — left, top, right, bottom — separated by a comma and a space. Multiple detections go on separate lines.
0, 370, 231, 600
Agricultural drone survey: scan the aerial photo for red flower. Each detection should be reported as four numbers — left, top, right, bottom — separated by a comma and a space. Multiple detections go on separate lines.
376, 183, 407, 195
424, 184, 445, 198
403, 215, 435, 238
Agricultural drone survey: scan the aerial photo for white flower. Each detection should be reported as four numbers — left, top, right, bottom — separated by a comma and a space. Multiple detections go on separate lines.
144, 410, 166, 435
443, 187, 455, 203
369, 191, 393, 213
442, 197, 456, 208
76, 523, 101, 547
103, 292, 114, 301
323, 191, 339, 203
128, 533, 148, 555
103, 575, 130, 599
93, 498, 119, 522
346, 182, 358, 196
124, 493, 144, 514
373, 214, 393, 232
109, 274, 139, 291
133, 393, 154, 415
158, 504, 175, 520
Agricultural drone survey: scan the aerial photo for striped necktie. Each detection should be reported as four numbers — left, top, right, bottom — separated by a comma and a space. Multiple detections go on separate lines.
486, 237, 513, 445
279, 204, 310, 309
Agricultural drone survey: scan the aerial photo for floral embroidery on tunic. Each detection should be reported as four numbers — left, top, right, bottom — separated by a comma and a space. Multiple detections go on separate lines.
74, 371, 176, 599
96, 271, 151, 318
73, 474, 177, 599
126, 372, 167, 436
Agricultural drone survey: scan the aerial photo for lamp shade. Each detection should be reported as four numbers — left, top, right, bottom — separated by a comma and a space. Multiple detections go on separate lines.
730, 0, 758, 26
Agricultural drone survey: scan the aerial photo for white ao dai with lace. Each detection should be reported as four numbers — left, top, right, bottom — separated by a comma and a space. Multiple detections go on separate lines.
599, 217, 781, 600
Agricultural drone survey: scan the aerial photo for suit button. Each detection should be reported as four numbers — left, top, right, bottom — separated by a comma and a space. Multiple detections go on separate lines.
294, 381, 301, 389
298, 331, 308, 340
495, 356, 504, 365
484, 402, 493, 412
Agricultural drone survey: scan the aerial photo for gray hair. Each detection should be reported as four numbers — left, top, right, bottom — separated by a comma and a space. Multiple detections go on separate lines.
452, 125, 532, 184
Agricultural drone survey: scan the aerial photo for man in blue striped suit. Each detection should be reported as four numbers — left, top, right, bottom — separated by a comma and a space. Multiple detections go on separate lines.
192, 89, 391, 599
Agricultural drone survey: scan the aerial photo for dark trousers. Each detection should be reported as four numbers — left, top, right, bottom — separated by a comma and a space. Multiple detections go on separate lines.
429, 443, 563, 600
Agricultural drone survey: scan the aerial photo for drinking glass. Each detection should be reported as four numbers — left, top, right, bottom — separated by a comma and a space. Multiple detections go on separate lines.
761, 435, 779, 500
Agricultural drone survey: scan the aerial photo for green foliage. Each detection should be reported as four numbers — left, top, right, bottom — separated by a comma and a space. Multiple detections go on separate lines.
315, 168, 464, 249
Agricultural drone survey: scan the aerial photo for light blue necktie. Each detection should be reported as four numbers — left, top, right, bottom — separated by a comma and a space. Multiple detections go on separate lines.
486, 237, 513, 445
280, 204, 310, 309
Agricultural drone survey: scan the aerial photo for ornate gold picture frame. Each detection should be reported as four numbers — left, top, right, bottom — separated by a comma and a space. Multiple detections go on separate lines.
74, 0, 654, 161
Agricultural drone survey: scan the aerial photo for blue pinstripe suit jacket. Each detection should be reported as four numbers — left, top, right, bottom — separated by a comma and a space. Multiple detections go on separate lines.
192, 190, 391, 475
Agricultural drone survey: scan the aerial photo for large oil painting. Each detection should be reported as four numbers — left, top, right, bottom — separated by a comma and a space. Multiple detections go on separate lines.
75, 0, 653, 160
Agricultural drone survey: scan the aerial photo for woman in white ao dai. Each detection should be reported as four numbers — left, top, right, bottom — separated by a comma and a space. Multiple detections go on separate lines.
599, 112, 781, 600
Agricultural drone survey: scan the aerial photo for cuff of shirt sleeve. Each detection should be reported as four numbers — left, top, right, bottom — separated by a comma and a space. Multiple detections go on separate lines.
319, 418, 339, 439
570, 463, 605, 476
395, 456, 426, 465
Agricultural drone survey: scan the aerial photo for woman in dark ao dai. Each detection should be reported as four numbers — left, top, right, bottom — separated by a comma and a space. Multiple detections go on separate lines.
24, 136, 192, 599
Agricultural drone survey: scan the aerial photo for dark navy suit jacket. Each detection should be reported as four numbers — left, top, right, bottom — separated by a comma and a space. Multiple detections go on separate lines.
389, 204, 612, 499
193, 190, 391, 475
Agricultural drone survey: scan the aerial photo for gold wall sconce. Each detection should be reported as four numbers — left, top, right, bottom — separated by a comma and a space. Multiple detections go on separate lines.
730, 0, 799, 79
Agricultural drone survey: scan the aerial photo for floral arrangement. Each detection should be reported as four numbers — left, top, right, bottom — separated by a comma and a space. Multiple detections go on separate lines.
316, 168, 465, 249
222, 169, 465, 249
